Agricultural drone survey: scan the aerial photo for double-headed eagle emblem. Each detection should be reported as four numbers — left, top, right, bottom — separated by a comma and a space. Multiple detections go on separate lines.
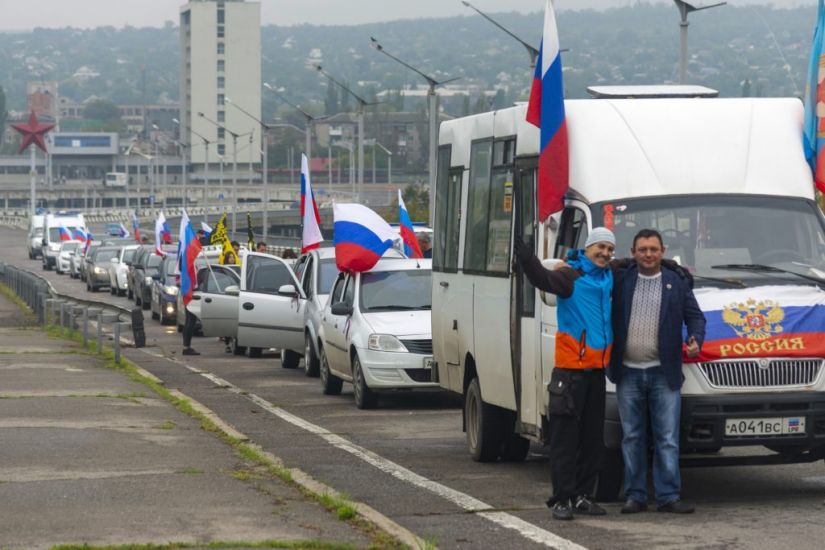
722, 298, 784, 340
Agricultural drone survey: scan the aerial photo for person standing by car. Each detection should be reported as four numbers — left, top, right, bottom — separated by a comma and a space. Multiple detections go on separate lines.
417, 233, 432, 258
514, 227, 615, 521
608, 228, 706, 515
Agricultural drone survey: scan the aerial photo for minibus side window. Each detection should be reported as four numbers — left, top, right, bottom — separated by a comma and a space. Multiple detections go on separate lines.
554, 207, 589, 258
463, 140, 493, 273
444, 169, 462, 271
433, 146, 451, 272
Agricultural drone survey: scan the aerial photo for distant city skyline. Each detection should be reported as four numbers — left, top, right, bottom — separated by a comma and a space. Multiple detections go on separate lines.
0, 0, 810, 31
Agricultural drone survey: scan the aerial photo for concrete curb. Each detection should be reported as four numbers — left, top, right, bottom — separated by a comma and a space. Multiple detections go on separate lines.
165, 389, 428, 549
167, 389, 249, 442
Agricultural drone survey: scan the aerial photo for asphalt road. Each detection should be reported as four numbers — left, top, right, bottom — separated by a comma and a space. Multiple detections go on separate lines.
6, 225, 825, 550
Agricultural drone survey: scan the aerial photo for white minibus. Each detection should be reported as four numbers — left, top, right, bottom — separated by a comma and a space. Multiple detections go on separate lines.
432, 88, 825, 500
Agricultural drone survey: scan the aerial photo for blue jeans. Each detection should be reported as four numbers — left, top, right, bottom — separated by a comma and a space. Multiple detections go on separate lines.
616, 366, 681, 506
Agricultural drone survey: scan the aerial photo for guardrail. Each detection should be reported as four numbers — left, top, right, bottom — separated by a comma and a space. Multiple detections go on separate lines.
0, 262, 146, 362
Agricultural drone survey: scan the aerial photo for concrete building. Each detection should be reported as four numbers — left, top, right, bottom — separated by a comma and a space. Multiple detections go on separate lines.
179, 0, 261, 170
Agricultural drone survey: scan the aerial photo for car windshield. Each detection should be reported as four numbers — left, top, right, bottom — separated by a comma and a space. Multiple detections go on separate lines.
319, 259, 339, 295
95, 249, 118, 262
148, 254, 163, 268
594, 195, 825, 287
359, 269, 432, 311
61, 242, 79, 252
122, 248, 136, 263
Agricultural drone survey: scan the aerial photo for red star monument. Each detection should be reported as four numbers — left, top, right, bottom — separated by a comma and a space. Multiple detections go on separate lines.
11, 110, 55, 153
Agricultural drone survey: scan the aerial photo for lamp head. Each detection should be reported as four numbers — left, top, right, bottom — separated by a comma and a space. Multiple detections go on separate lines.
224, 96, 232, 104
172, 118, 180, 125
263, 82, 273, 90
197, 112, 205, 117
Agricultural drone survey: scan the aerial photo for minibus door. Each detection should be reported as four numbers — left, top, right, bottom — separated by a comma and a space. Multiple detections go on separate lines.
511, 159, 539, 432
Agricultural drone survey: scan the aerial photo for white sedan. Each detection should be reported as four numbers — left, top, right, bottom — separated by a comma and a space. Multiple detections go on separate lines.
56, 241, 81, 274
317, 258, 436, 409
108, 244, 140, 296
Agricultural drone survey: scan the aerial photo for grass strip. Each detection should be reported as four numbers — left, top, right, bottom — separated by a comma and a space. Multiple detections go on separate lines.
50, 540, 361, 550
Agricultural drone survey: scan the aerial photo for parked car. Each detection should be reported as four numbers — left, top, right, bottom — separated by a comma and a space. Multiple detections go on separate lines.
193, 252, 303, 357
85, 246, 120, 292
175, 249, 232, 332
105, 222, 122, 236
69, 245, 88, 279
55, 241, 81, 275
318, 259, 435, 409
126, 245, 154, 300
131, 246, 172, 309
288, 247, 342, 374
183, 264, 242, 338
108, 244, 140, 296
150, 255, 181, 325
79, 242, 101, 282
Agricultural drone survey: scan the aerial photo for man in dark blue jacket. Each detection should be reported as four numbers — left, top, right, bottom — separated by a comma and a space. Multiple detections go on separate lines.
608, 228, 706, 515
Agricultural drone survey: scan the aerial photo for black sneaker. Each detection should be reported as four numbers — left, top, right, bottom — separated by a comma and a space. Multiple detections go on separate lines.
573, 495, 607, 516
657, 499, 695, 514
182, 348, 200, 356
621, 499, 648, 514
550, 499, 574, 520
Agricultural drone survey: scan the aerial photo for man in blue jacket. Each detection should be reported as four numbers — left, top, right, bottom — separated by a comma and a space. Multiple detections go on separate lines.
608, 228, 706, 515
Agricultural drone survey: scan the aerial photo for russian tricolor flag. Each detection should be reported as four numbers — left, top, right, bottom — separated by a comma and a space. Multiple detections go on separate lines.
301, 153, 323, 253
333, 203, 396, 273
526, 0, 568, 222
74, 228, 88, 244
155, 211, 172, 255
803, 0, 825, 194
58, 225, 73, 241
117, 223, 129, 238
179, 215, 202, 306
84, 232, 93, 253
398, 189, 423, 259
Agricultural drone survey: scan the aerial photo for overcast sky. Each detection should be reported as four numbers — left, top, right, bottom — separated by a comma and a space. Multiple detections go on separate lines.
0, 0, 812, 30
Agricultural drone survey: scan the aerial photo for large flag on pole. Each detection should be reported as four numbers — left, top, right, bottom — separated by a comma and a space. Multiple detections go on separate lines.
58, 225, 73, 241
526, 0, 568, 221
804, 0, 825, 194
179, 217, 202, 306
117, 223, 130, 238
130, 210, 142, 243
333, 203, 396, 273
176, 210, 191, 273
301, 153, 323, 253
398, 189, 423, 259
154, 212, 171, 255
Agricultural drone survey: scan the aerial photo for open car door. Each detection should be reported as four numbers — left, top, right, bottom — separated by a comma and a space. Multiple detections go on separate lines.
194, 265, 241, 339
237, 252, 306, 350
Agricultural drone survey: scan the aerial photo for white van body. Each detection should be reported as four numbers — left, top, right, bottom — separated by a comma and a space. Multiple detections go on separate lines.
42, 213, 86, 270
433, 96, 825, 497
27, 214, 45, 259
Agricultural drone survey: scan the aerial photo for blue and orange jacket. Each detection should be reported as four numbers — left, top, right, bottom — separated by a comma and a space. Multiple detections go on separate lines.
522, 250, 613, 370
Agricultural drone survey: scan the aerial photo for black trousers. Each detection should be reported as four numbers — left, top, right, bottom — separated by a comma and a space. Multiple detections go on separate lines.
546, 368, 606, 504
182, 308, 198, 349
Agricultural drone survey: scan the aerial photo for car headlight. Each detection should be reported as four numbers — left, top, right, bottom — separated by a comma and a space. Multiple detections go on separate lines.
164, 285, 179, 296
145, 276, 153, 285
94, 267, 107, 274
368, 334, 408, 353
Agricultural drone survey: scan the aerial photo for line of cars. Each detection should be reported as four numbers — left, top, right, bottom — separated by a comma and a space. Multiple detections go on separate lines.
29, 216, 440, 410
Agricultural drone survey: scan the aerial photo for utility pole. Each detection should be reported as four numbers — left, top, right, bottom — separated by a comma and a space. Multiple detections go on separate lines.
674, 1, 727, 84
314, 66, 376, 203
461, 1, 539, 68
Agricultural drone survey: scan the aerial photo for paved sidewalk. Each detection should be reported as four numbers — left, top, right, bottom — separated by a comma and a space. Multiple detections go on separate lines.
0, 292, 373, 550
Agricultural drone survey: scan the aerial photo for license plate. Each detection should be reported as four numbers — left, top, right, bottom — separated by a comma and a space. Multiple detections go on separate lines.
724, 417, 806, 437
423, 357, 435, 369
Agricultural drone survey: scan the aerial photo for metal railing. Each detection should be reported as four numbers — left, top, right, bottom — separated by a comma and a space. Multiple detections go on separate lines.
0, 262, 146, 362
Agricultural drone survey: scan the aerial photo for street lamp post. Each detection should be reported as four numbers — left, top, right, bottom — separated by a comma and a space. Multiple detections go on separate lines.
461, 1, 539, 68
263, 82, 320, 163
199, 111, 242, 234
175, 118, 211, 223
370, 37, 458, 225
153, 123, 188, 210
225, 96, 271, 241
315, 65, 374, 203
673, 1, 727, 84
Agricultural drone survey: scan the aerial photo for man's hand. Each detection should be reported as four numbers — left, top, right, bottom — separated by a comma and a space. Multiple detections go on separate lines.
513, 237, 533, 265
686, 335, 700, 358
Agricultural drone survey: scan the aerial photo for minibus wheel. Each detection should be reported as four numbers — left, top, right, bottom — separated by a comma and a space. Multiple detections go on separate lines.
465, 377, 504, 462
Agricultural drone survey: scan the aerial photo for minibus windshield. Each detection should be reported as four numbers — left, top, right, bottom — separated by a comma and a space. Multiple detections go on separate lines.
360, 269, 432, 312
593, 195, 825, 287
